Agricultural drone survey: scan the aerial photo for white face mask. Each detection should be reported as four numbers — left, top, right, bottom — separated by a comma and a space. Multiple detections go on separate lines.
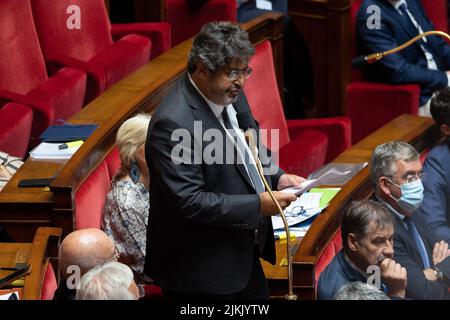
387, 178, 424, 212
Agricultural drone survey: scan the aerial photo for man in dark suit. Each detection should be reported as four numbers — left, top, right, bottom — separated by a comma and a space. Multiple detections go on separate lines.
318, 200, 407, 300
371, 141, 450, 299
417, 87, 450, 243
357, 0, 450, 113
144, 21, 301, 300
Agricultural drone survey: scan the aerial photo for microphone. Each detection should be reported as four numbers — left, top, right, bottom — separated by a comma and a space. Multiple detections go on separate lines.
351, 30, 450, 69
238, 111, 298, 300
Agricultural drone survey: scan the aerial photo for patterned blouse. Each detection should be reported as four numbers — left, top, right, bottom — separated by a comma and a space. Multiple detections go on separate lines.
102, 180, 149, 279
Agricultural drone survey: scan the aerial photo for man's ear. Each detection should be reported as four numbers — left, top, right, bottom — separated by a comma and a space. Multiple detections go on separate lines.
440, 124, 450, 136
348, 233, 359, 252
378, 176, 392, 196
197, 62, 210, 79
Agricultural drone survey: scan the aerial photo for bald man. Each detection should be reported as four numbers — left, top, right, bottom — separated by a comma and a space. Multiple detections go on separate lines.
53, 228, 116, 300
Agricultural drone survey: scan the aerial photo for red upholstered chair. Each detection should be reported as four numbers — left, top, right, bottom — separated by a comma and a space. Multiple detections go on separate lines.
346, 0, 420, 144
40, 263, 58, 300
245, 40, 351, 177
421, 0, 448, 33
0, 0, 86, 144
165, 0, 237, 46
30, 0, 170, 103
0, 103, 33, 158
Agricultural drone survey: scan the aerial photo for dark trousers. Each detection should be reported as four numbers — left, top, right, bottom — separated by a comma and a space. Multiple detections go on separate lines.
162, 250, 269, 301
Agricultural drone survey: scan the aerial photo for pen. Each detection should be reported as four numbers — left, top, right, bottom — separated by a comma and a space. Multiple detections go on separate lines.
58, 140, 84, 150
274, 232, 296, 240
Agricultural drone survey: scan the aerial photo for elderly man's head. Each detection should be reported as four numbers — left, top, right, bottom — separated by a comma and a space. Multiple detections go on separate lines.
188, 21, 255, 106
59, 228, 116, 278
370, 141, 424, 215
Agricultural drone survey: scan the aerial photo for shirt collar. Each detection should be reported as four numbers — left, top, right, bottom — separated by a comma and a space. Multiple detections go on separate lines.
388, 0, 406, 11
188, 73, 227, 118
343, 252, 370, 279
375, 195, 406, 221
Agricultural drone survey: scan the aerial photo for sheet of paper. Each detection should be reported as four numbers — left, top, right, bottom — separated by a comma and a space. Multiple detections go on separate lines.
296, 192, 322, 209
29, 142, 82, 159
256, 0, 273, 10
271, 207, 323, 230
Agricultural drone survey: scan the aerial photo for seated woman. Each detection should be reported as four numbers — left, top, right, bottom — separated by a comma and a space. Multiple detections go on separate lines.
102, 113, 151, 283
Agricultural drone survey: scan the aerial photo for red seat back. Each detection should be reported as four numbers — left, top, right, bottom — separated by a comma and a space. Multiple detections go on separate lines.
244, 40, 290, 150
421, 0, 448, 33
30, 0, 113, 61
0, 0, 48, 94
165, 0, 237, 46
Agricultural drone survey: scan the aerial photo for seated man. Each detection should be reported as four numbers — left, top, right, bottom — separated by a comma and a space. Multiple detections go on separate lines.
76, 261, 142, 300
417, 87, 450, 243
356, 0, 450, 114
54, 228, 117, 300
371, 141, 450, 299
318, 200, 407, 300
334, 281, 390, 300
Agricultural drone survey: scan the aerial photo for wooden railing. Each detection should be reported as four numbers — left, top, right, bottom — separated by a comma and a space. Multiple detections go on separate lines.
262, 114, 443, 299
0, 13, 284, 242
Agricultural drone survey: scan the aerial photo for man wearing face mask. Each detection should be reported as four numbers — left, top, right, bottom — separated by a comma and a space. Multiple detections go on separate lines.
318, 200, 407, 300
371, 141, 450, 299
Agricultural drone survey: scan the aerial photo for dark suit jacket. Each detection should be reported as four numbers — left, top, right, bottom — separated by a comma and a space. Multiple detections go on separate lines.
144, 73, 284, 295
357, 0, 450, 105
317, 251, 368, 300
417, 141, 450, 243
385, 204, 450, 299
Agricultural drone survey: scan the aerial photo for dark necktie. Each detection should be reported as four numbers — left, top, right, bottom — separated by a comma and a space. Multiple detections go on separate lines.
398, 3, 417, 34
404, 217, 431, 269
221, 106, 268, 253
221, 107, 265, 193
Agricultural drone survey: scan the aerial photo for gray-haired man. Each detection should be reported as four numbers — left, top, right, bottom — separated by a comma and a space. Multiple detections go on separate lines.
371, 141, 450, 299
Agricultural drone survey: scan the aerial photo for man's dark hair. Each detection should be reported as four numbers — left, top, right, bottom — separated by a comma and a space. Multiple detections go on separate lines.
341, 200, 394, 251
187, 21, 255, 74
430, 87, 450, 126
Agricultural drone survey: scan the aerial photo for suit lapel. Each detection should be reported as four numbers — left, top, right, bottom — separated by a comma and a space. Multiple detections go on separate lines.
378, 0, 419, 44
181, 74, 256, 191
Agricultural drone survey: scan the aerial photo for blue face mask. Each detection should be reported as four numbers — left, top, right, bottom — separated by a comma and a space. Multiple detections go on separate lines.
388, 179, 424, 213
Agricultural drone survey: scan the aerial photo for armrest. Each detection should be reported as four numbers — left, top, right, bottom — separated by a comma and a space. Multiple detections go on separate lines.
286, 116, 352, 162
346, 82, 420, 143
47, 54, 106, 103
111, 22, 171, 58
0, 89, 54, 141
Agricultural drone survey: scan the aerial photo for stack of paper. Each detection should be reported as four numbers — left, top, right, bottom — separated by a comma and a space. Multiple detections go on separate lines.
29, 142, 82, 159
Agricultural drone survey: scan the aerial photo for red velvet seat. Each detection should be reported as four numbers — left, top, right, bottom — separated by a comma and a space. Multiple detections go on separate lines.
346, 0, 420, 143
0, 103, 33, 158
346, 0, 447, 143
245, 40, 351, 177
30, 0, 170, 103
0, 0, 86, 143
165, 0, 237, 46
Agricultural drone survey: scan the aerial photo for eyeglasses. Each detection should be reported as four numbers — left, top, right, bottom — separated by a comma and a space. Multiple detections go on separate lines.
101, 246, 119, 265
285, 205, 306, 218
387, 172, 424, 184
226, 66, 253, 81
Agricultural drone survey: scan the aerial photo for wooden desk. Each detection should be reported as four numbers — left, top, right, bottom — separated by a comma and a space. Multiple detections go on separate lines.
262, 114, 443, 299
0, 227, 61, 300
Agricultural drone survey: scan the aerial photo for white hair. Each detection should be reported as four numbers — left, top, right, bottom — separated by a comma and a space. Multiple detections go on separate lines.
75, 261, 137, 300
115, 113, 151, 180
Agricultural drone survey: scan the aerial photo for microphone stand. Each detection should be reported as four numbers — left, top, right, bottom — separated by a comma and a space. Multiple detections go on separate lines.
357, 30, 450, 65
244, 130, 298, 300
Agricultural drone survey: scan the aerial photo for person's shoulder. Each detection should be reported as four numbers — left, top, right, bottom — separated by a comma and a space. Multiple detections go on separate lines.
426, 143, 450, 161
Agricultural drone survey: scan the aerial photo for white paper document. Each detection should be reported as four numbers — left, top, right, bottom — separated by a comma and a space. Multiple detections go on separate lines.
29, 142, 82, 160
296, 192, 322, 209
271, 207, 323, 230
280, 168, 351, 196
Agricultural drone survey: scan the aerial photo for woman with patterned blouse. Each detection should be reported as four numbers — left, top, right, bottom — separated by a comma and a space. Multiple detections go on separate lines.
102, 113, 151, 283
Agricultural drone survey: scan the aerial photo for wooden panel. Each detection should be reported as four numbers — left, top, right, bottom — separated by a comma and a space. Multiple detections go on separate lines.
289, 0, 351, 117
263, 114, 443, 299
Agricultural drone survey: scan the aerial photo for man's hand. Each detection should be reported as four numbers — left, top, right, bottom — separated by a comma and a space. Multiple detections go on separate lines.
380, 258, 407, 298
260, 191, 297, 216
423, 268, 438, 281
277, 173, 306, 191
432, 241, 450, 265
